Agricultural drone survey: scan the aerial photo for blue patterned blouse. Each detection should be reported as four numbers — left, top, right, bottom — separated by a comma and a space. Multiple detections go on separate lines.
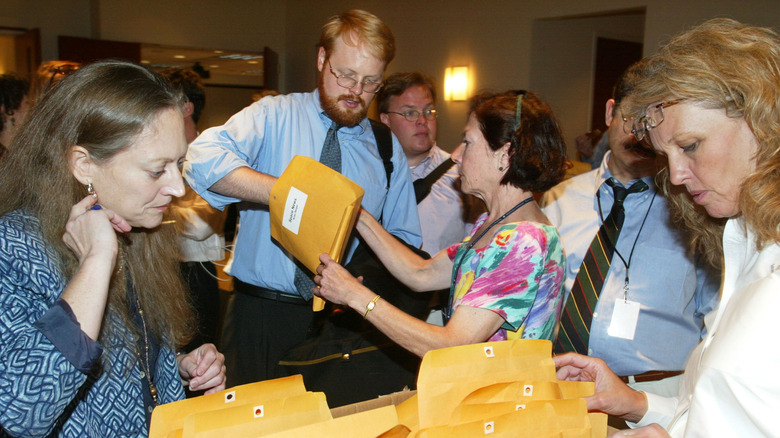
0, 210, 185, 437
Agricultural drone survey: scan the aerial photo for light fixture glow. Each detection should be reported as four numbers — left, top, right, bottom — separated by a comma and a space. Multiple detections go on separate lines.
444, 66, 469, 101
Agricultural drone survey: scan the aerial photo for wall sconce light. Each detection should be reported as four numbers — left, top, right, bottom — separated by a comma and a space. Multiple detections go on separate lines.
444, 66, 469, 101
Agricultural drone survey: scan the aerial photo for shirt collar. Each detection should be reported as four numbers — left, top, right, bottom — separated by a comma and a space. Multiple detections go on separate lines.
412, 146, 438, 170
595, 150, 657, 193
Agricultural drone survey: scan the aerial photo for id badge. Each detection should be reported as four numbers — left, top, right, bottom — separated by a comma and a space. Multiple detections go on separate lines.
607, 300, 640, 340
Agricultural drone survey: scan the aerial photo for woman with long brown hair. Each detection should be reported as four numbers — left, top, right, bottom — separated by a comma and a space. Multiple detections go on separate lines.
0, 60, 225, 436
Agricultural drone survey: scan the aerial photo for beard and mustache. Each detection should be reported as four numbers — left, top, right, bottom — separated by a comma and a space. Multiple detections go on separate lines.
317, 71, 368, 127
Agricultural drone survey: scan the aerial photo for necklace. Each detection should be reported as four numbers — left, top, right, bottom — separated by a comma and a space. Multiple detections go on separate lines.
135, 295, 158, 405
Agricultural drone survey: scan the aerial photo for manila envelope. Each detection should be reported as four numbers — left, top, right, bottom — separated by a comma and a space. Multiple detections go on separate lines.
269, 155, 364, 311
457, 381, 605, 438
263, 405, 399, 438
415, 403, 567, 438
449, 399, 593, 438
181, 391, 332, 437
269, 155, 364, 275
416, 339, 556, 429
150, 375, 307, 438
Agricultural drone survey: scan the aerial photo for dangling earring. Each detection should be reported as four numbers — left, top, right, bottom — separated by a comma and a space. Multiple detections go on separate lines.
87, 183, 96, 198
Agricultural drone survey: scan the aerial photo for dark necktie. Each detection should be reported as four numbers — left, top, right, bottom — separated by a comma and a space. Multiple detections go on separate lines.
293, 121, 341, 300
555, 178, 648, 354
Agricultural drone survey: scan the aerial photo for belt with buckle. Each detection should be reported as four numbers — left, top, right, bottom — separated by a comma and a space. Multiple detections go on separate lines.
233, 279, 309, 305
619, 370, 684, 384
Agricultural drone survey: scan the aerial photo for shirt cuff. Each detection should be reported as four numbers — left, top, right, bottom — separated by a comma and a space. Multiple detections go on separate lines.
33, 299, 103, 374
627, 391, 677, 429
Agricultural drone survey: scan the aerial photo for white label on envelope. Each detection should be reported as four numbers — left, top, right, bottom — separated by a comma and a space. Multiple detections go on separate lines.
608, 300, 640, 340
282, 186, 308, 235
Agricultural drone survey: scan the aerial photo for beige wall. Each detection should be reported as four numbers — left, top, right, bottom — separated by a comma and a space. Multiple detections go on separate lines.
283, 0, 780, 153
3, 0, 779, 153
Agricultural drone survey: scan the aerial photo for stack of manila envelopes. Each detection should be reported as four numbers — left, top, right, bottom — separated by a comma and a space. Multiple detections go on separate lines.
150, 339, 606, 437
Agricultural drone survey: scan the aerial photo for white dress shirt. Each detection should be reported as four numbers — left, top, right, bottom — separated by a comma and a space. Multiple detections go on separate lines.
635, 217, 780, 436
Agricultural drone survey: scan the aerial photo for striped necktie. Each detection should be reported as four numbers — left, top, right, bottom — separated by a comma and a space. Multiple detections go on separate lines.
555, 178, 648, 354
293, 121, 340, 300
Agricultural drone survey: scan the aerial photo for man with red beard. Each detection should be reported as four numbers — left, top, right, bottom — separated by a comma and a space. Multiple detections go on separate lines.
183, 10, 421, 387
541, 59, 719, 399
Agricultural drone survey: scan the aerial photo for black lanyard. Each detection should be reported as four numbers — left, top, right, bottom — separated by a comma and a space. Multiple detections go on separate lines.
444, 196, 534, 322
596, 180, 657, 300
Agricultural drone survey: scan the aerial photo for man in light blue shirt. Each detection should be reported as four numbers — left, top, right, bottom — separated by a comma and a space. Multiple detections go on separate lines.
183, 10, 421, 386
541, 60, 719, 396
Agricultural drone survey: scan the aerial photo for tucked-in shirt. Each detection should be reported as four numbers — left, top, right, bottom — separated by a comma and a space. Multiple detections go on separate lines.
541, 152, 720, 376
411, 144, 475, 255
446, 217, 566, 341
635, 218, 780, 436
0, 210, 184, 437
183, 90, 421, 294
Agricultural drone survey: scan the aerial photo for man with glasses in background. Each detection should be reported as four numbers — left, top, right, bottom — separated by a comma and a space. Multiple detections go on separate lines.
540, 59, 720, 401
376, 72, 479, 324
184, 10, 421, 386
377, 71, 479, 256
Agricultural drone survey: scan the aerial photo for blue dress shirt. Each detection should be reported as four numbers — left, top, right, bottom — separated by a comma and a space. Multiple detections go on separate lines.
184, 90, 422, 295
541, 152, 720, 376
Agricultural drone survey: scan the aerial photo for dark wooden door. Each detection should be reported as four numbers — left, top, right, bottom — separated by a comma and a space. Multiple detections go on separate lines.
591, 37, 642, 132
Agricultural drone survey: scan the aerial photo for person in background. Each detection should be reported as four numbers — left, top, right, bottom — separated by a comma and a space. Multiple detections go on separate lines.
555, 18, 780, 437
377, 71, 480, 254
161, 67, 228, 352
315, 90, 568, 357
251, 88, 280, 103
0, 73, 31, 157
377, 71, 481, 324
0, 61, 225, 436
184, 10, 421, 386
29, 60, 80, 104
575, 129, 608, 169
541, 59, 719, 398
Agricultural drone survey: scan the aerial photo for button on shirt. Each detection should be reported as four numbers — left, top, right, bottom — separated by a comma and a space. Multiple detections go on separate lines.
183, 90, 422, 295
541, 152, 720, 376
410, 144, 474, 255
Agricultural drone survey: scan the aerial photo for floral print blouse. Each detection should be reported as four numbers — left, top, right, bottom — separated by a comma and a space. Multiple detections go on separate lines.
446, 215, 566, 341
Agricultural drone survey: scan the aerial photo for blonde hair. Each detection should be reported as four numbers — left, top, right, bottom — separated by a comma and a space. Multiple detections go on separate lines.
625, 18, 780, 263
319, 9, 395, 64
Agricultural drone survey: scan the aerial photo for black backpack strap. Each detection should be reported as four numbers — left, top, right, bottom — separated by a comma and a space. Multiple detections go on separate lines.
369, 119, 393, 190
412, 158, 455, 204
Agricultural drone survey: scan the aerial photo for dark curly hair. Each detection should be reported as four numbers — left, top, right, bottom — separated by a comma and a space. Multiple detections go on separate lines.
470, 90, 568, 192
0, 74, 29, 133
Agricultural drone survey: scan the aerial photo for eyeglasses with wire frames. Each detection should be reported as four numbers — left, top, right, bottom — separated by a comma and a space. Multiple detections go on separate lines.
327, 60, 383, 94
623, 99, 684, 142
385, 108, 438, 122
45, 64, 80, 90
